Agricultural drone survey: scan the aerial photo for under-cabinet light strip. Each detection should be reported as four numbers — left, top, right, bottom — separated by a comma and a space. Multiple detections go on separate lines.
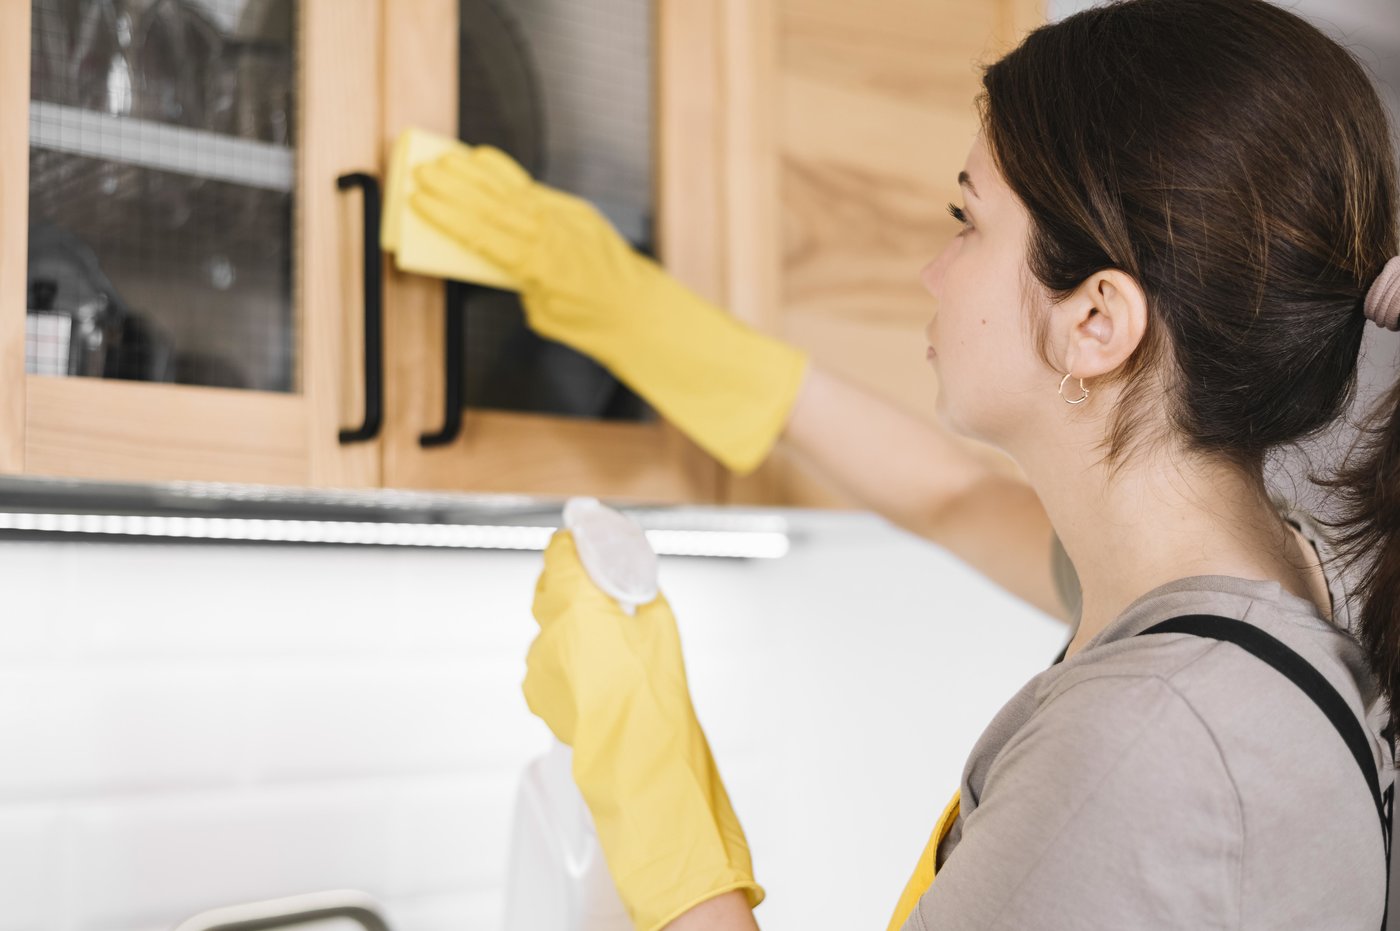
0, 512, 790, 559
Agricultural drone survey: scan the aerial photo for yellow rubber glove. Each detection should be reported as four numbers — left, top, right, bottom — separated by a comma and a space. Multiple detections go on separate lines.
524, 529, 764, 930
407, 142, 809, 475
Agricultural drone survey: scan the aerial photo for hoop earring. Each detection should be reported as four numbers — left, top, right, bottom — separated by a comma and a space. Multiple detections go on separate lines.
1059, 372, 1090, 405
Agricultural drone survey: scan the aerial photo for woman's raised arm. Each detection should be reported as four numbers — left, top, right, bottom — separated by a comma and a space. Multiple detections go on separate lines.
783, 365, 1067, 623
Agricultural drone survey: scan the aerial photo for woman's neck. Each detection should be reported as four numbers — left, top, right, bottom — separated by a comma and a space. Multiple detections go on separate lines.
1025, 444, 1324, 660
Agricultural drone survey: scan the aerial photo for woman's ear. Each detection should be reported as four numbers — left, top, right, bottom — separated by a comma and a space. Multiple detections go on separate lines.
1057, 269, 1148, 377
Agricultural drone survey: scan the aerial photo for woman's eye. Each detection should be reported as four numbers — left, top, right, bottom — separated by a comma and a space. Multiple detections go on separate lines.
946, 201, 971, 231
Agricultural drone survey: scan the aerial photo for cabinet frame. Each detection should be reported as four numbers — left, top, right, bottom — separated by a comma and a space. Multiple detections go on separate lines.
1, 0, 383, 488
378, 0, 725, 503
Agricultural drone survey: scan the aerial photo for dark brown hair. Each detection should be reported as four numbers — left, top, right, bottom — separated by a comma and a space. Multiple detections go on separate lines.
978, 0, 1400, 710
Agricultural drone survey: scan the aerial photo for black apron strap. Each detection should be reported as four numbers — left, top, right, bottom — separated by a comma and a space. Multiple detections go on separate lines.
1136, 613, 1394, 931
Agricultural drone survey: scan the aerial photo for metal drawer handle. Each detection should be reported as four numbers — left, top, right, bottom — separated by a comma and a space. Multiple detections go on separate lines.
171, 889, 392, 931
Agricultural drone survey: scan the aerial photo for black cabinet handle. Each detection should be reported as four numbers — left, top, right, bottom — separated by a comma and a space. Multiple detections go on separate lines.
336, 172, 384, 444
420, 280, 467, 447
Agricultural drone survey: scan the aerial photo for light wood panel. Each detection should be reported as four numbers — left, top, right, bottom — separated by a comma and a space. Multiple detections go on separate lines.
779, 0, 1002, 110
719, 0, 783, 335
0, 2, 30, 474
737, 0, 1045, 506
657, 0, 727, 304
390, 409, 719, 499
378, 0, 455, 494
777, 0, 1002, 336
26, 378, 307, 484
714, 0, 790, 504
303, 0, 383, 488
378, 0, 722, 504
998, 0, 1051, 59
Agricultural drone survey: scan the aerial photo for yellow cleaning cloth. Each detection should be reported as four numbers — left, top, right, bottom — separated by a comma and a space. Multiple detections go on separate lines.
380, 128, 517, 290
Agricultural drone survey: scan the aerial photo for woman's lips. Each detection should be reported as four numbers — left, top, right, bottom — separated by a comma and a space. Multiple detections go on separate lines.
926, 345, 937, 360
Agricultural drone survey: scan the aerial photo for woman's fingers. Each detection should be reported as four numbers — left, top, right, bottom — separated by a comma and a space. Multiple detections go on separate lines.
533, 530, 599, 618
470, 145, 535, 192
413, 161, 536, 240
409, 189, 530, 272
523, 627, 578, 746
432, 145, 532, 201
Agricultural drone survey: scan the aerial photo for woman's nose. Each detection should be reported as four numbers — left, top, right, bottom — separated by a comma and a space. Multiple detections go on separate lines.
920, 252, 947, 300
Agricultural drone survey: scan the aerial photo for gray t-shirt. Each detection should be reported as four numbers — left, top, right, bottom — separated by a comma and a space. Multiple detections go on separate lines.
904, 503, 1395, 930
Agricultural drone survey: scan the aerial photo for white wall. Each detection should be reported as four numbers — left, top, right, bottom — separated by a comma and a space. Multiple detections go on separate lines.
0, 508, 1064, 931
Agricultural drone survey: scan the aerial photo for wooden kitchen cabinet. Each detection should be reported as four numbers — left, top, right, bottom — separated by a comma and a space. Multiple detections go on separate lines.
0, 0, 1041, 505
375, 0, 1043, 506
711, 0, 1047, 506
377, 0, 724, 503
2, 0, 723, 501
0, 0, 383, 488
372, 0, 1041, 504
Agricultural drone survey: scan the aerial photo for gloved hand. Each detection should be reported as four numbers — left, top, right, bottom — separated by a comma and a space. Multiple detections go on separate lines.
409, 144, 809, 475
524, 529, 764, 930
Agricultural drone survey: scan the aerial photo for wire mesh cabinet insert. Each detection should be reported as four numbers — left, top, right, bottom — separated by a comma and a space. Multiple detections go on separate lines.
3, 0, 382, 487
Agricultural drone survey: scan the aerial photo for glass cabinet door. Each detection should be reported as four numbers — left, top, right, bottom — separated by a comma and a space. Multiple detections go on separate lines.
27, 0, 296, 393
452, 0, 653, 422
379, 0, 720, 502
7, 0, 382, 488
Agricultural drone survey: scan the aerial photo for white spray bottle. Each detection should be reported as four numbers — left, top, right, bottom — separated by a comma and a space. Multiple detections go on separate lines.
502, 497, 658, 931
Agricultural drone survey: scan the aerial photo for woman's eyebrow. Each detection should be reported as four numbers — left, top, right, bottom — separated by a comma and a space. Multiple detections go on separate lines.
958, 171, 980, 199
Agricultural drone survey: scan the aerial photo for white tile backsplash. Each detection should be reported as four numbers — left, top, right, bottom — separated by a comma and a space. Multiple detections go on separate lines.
0, 806, 65, 929
65, 786, 394, 928
0, 666, 251, 799
0, 509, 1063, 931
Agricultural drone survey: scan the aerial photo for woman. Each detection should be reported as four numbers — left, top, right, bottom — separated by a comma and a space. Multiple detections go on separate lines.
410, 0, 1400, 926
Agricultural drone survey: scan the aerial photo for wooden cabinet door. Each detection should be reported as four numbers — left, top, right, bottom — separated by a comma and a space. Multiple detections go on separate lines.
378, 0, 721, 503
686, 0, 1046, 506
1, 0, 382, 488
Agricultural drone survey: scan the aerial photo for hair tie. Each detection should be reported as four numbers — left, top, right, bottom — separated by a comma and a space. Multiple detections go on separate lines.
1364, 255, 1400, 331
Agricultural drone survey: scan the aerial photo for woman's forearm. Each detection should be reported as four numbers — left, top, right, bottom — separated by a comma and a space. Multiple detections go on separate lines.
782, 364, 998, 537
663, 890, 761, 931
780, 364, 1067, 620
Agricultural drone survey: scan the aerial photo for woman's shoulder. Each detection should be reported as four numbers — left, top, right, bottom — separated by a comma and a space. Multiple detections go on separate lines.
1004, 616, 1382, 834
969, 614, 1389, 930
1034, 496, 1387, 779
1031, 572, 1391, 784
1044, 567, 1375, 717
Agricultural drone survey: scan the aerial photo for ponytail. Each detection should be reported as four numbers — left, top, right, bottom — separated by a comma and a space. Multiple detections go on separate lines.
1319, 365, 1400, 726
980, 0, 1400, 717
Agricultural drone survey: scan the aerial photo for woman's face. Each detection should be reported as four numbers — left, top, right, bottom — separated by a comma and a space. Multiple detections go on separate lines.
921, 132, 1048, 449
